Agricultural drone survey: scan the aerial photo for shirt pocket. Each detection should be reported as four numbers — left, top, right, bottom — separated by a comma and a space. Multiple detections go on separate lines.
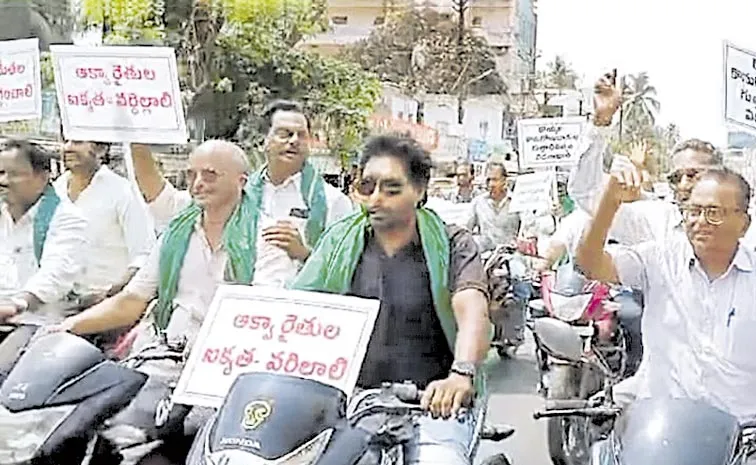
728, 319, 756, 370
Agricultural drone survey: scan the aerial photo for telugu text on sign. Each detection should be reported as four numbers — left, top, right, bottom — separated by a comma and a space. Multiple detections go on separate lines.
517, 117, 585, 169
0, 38, 41, 123
509, 170, 555, 213
50, 45, 188, 144
172, 285, 380, 408
724, 42, 756, 133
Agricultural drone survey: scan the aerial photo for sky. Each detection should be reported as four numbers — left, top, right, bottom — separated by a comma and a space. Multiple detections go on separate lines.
535, 0, 756, 146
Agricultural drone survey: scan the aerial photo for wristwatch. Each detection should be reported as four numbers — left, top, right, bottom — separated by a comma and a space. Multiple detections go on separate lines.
10, 297, 28, 314
450, 361, 477, 379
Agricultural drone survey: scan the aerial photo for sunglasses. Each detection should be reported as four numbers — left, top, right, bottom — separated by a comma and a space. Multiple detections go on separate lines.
666, 168, 703, 185
356, 177, 406, 196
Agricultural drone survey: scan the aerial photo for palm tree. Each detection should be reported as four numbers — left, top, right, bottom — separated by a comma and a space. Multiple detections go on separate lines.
621, 72, 660, 129
541, 55, 578, 90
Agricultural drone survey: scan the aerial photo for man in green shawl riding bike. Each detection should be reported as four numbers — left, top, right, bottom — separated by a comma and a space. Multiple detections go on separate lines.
291, 135, 492, 465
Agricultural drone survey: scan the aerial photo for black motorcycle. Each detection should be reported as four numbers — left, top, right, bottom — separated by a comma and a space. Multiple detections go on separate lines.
0, 329, 184, 464
186, 372, 516, 465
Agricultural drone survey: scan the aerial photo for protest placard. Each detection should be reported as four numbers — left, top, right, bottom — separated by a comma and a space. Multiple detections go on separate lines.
172, 285, 380, 408
724, 42, 756, 133
50, 45, 188, 144
0, 38, 41, 123
509, 171, 555, 213
517, 117, 585, 168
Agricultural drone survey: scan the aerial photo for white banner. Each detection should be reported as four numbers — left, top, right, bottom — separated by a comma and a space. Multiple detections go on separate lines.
724, 41, 756, 133
517, 117, 585, 168
172, 285, 380, 408
50, 45, 188, 144
509, 171, 555, 213
0, 38, 41, 123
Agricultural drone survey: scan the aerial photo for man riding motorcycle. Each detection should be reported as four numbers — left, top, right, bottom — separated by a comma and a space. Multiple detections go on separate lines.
0, 139, 87, 317
577, 164, 756, 423
53, 140, 156, 303
292, 135, 492, 465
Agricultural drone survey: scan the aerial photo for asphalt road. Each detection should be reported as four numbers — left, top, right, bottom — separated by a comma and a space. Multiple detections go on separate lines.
474, 334, 552, 465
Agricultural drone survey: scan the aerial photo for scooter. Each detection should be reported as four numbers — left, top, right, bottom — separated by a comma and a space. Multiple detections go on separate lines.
186, 373, 517, 465
532, 316, 756, 465
529, 311, 625, 465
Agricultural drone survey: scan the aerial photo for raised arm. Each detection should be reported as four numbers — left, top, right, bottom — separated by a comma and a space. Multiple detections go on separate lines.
130, 143, 166, 203
567, 72, 622, 214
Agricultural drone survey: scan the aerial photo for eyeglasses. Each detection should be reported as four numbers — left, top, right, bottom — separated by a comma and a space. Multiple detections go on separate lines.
356, 177, 406, 196
186, 168, 223, 184
667, 168, 703, 185
680, 204, 744, 226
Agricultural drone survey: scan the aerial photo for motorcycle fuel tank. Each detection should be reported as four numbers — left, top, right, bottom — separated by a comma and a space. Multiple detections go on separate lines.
208, 373, 347, 460
617, 397, 741, 465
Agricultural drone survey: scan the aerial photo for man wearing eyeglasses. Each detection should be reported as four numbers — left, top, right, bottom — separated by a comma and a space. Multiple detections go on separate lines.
576, 165, 756, 422
131, 100, 354, 288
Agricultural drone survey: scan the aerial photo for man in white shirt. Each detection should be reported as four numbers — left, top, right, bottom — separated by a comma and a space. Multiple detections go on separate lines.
131, 100, 354, 287
577, 165, 756, 422
0, 139, 87, 317
568, 72, 724, 245
53, 140, 155, 298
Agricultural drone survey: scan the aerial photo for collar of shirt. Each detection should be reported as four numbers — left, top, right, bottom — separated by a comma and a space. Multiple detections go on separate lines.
262, 169, 303, 190
684, 239, 756, 275
1, 198, 41, 227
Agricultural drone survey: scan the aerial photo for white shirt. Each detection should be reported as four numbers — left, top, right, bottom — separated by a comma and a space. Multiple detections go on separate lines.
567, 124, 676, 245
611, 232, 756, 422
467, 194, 521, 249
0, 197, 87, 302
54, 167, 156, 293
147, 173, 354, 288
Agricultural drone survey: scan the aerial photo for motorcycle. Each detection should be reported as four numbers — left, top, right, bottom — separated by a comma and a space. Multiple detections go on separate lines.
484, 244, 536, 358
0, 327, 186, 465
186, 372, 516, 465
529, 309, 626, 465
532, 317, 756, 465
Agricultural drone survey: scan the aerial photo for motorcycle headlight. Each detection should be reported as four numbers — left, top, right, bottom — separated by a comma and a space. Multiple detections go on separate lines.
204, 428, 333, 465
0, 404, 75, 463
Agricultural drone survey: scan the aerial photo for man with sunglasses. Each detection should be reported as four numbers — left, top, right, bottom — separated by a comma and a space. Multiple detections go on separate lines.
577, 164, 756, 422
451, 162, 480, 203
293, 135, 492, 465
131, 100, 353, 287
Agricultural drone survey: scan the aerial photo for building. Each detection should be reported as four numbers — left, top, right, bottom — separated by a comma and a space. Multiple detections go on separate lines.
305, 0, 538, 95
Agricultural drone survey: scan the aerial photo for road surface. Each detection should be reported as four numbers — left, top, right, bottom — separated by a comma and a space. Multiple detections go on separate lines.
475, 335, 551, 465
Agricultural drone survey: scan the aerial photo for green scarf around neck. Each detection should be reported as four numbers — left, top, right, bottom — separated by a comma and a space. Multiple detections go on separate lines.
153, 160, 328, 331
290, 207, 495, 395
33, 184, 61, 263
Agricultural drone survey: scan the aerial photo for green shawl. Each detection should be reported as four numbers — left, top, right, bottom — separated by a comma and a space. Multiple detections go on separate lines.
33, 184, 61, 263
153, 161, 328, 331
290, 207, 495, 395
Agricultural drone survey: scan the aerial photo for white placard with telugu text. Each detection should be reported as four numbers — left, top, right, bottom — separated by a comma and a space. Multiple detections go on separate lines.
172, 285, 380, 408
517, 117, 585, 169
509, 171, 555, 213
50, 45, 188, 144
0, 38, 41, 123
724, 41, 756, 133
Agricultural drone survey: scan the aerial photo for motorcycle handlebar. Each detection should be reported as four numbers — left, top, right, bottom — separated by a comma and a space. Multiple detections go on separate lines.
533, 406, 621, 420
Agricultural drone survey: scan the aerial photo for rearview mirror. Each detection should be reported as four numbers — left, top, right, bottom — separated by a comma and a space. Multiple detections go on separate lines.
533, 317, 583, 362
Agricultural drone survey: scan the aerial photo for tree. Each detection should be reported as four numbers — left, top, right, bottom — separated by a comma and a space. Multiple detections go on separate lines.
537, 55, 578, 90
0, 0, 72, 49
345, 7, 505, 105
619, 72, 660, 137
79, 0, 380, 168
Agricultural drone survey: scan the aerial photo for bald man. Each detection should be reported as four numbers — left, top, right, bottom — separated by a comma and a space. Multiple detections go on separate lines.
56, 139, 253, 348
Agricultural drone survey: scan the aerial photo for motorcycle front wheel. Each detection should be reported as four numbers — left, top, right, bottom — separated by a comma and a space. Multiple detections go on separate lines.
546, 365, 592, 465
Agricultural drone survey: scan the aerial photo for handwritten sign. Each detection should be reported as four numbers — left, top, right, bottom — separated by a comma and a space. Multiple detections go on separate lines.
0, 38, 41, 123
509, 171, 555, 213
172, 285, 380, 408
724, 42, 756, 133
50, 45, 188, 144
517, 117, 585, 168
